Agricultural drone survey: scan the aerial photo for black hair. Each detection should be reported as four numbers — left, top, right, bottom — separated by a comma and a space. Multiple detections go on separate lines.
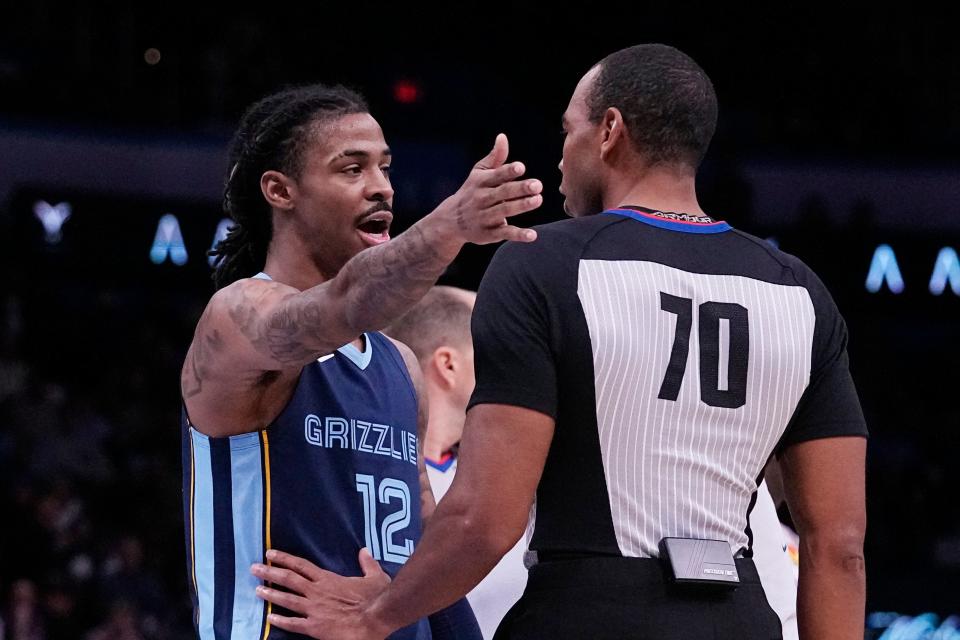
210, 84, 369, 289
588, 44, 717, 169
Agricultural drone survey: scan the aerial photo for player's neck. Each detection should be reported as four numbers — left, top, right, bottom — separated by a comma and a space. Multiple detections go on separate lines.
423, 401, 464, 462
606, 165, 705, 217
263, 234, 335, 292
262, 239, 364, 351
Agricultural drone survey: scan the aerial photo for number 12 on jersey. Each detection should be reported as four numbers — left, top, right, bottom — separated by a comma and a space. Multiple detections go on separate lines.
355, 474, 415, 564
658, 292, 749, 409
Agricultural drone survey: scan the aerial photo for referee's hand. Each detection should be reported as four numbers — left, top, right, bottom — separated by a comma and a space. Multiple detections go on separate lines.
252, 547, 391, 640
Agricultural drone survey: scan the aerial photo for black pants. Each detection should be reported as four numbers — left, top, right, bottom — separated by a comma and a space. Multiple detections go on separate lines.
493, 556, 783, 640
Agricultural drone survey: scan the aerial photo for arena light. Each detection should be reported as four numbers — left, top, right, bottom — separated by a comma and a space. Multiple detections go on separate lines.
34, 200, 72, 244
393, 80, 422, 105
865, 244, 904, 294
150, 214, 188, 266
929, 247, 960, 296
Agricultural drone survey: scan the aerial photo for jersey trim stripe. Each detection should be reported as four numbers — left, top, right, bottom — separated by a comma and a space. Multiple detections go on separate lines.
191, 430, 216, 639
210, 438, 236, 640
338, 334, 373, 370
604, 209, 732, 234
189, 433, 199, 630
260, 430, 272, 640
189, 428, 271, 640
229, 433, 267, 638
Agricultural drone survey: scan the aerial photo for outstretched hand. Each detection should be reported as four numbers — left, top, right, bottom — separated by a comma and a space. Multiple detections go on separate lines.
251, 548, 391, 640
436, 133, 542, 245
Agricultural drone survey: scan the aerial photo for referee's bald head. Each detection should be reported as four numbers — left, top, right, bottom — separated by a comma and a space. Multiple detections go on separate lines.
385, 286, 476, 363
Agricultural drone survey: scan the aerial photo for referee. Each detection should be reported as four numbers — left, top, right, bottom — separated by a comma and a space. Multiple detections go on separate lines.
252, 44, 868, 640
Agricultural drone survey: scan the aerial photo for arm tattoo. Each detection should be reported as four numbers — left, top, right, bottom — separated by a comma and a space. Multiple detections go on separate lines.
343, 224, 453, 330
228, 220, 459, 367
182, 320, 225, 399
227, 288, 326, 366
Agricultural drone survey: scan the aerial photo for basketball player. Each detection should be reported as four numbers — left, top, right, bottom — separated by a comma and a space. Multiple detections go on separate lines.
384, 287, 528, 640
252, 46, 867, 640
180, 83, 542, 639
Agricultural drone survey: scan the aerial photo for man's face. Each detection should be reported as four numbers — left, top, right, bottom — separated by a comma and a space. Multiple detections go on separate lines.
559, 67, 605, 217
290, 113, 394, 276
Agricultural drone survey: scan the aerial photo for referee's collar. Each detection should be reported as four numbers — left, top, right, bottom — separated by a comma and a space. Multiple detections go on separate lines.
604, 206, 732, 234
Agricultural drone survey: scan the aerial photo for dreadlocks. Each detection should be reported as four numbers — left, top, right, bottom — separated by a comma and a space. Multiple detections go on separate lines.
210, 84, 369, 289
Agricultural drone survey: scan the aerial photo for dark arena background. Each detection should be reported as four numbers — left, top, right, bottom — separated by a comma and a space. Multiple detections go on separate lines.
0, 4, 957, 639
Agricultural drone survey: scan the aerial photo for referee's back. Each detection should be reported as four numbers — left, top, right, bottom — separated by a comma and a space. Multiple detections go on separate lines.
466, 41, 866, 640
470, 206, 867, 561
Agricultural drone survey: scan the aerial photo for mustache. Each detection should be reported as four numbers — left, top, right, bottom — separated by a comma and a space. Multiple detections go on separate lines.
362, 201, 393, 217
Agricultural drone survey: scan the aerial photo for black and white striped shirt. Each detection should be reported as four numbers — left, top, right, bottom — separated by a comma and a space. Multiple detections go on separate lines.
469, 207, 867, 559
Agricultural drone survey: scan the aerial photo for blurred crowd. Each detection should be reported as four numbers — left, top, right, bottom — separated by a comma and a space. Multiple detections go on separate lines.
0, 288, 195, 640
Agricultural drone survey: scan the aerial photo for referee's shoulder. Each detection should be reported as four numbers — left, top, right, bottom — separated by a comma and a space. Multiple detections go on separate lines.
535, 213, 621, 238
728, 227, 827, 292
495, 214, 619, 260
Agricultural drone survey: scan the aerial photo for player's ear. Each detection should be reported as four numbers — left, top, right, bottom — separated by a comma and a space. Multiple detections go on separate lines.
599, 107, 626, 162
261, 170, 296, 211
429, 347, 457, 389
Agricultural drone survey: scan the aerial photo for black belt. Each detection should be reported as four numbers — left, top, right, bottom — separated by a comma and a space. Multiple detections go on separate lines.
524, 553, 763, 590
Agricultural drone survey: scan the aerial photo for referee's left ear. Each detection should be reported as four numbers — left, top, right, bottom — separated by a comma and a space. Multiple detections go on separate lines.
599, 107, 627, 162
